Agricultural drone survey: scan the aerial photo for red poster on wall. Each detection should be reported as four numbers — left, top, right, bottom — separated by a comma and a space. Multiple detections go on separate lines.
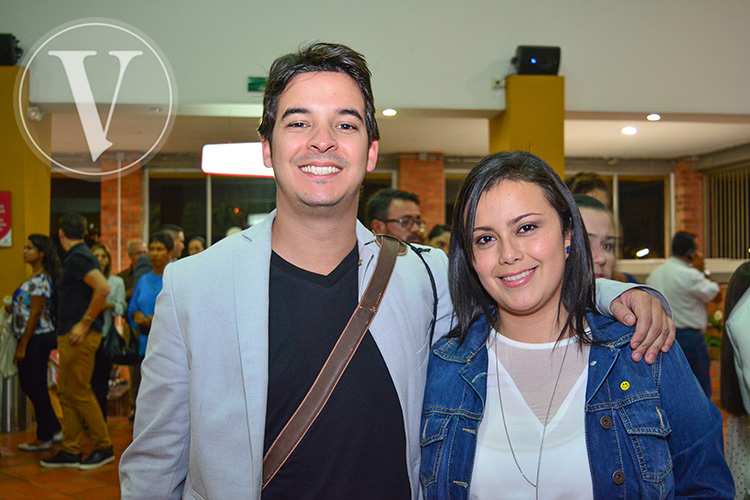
0, 191, 11, 247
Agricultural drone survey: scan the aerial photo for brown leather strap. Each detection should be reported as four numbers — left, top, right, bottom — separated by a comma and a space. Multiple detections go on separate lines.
262, 235, 406, 489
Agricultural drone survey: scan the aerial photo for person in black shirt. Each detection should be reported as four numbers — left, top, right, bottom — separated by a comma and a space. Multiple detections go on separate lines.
40, 213, 114, 471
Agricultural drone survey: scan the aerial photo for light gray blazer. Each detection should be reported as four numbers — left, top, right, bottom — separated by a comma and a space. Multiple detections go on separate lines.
119, 212, 455, 499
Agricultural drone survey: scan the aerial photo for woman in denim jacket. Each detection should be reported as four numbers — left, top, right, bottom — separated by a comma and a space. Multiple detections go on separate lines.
420, 151, 733, 499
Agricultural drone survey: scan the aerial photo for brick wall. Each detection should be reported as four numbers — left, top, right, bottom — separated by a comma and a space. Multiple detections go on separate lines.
100, 154, 144, 274
397, 153, 445, 230
673, 157, 704, 245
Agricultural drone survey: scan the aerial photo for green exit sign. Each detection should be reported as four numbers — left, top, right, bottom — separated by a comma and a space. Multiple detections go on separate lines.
248, 77, 267, 92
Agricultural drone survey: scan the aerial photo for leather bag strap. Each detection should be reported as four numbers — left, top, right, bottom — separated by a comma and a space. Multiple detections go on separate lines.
262, 235, 406, 489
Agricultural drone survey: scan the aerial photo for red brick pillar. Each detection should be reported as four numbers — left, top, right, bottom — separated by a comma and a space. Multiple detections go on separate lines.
100, 154, 144, 273
674, 157, 704, 246
397, 153, 445, 230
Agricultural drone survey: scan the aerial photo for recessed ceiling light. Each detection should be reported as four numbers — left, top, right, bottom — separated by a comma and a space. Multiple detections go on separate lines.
621, 126, 638, 135
382, 108, 397, 117
646, 113, 661, 121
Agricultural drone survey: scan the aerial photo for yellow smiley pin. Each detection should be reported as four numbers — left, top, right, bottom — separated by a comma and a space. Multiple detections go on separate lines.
620, 381, 630, 391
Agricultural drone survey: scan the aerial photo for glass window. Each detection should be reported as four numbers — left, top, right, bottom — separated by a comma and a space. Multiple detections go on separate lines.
211, 177, 276, 243
51, 176, 101, 243
617, 178, 665, 259
149, 176, 206, 252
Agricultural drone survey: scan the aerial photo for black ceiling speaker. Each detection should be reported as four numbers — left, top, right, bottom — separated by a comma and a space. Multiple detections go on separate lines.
512, 46, 560, 75
0, 34, 23, 66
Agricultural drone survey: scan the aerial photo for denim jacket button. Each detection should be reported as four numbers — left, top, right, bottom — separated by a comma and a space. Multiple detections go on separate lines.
600, 415, 612, 429
612, 470, 625, 485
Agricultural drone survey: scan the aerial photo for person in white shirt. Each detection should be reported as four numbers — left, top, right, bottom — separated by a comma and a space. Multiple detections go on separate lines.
646, 231, 720, 397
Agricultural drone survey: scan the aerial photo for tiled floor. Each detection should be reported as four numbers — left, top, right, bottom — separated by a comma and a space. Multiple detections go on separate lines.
0, 417, 131, 500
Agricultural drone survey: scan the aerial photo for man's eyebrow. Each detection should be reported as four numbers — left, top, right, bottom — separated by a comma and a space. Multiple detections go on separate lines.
279, 107, 364, 122
281, 107, 308, 120
339, 108, 364, 122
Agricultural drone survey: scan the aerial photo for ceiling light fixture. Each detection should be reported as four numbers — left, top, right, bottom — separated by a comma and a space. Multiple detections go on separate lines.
382, 108, 397, 117
646, 113, 661, 121
635, 248, 650, 258
621, 126, 638, 135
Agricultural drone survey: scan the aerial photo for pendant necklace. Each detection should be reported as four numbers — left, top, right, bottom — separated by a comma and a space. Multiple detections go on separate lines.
493, 331, 571, 500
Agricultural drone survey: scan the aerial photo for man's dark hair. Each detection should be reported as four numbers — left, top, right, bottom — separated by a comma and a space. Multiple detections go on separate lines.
672, 231, 696, 258
366, 189, 420, 226
449, 151, 595, 345
258, 42, 380, 145
565, 172, 609, 197
160, 224, 184, 234
58, 213, 87, 240
149, 232, 174, 252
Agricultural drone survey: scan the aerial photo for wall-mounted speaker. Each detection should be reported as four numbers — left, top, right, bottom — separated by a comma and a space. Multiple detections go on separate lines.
512, 46, 560, 75
0, 34, 22, 66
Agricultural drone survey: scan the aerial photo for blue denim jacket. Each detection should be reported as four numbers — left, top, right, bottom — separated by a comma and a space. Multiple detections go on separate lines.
420, 313, 734, 499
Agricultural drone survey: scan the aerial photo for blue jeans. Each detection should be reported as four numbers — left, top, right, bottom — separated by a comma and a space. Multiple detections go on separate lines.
675, 328, 712, 398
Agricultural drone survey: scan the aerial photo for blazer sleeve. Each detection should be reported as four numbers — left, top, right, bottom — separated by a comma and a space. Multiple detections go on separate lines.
656, 342, 735, 498
119, 264, 191, 499
594, 278, 673, 318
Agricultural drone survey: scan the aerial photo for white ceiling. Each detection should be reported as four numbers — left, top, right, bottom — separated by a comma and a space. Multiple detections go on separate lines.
47, 108, 750, 163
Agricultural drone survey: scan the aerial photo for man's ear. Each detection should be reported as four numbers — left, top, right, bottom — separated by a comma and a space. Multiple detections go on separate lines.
366, 139, 379, 172
262, 138, 273, 169
371, 220, 386, 234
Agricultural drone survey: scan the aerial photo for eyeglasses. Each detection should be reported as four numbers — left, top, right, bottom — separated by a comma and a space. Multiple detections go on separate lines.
381, 216, 426, 230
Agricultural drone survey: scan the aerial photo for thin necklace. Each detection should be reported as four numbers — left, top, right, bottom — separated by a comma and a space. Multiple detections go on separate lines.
493, 331, 571, 500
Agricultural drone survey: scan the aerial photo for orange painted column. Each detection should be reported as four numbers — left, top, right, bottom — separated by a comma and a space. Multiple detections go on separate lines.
0, 66, 51, 296
489, 75, 565, 177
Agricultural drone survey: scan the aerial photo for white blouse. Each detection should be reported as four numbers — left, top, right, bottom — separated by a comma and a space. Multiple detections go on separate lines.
471, 331, 594, 500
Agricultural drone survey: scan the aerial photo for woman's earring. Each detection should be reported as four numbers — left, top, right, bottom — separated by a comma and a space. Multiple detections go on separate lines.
566, 246, 570, 255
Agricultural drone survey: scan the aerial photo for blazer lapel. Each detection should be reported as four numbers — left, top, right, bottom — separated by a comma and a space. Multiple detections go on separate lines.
233, 212, 275, 486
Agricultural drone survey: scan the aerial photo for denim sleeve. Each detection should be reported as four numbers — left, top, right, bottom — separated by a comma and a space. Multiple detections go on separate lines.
657, 341, 735, 498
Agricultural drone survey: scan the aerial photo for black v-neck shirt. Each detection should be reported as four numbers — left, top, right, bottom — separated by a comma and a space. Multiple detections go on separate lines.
263, 247, 410, 499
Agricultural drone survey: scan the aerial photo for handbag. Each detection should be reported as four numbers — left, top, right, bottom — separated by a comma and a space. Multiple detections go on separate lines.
99, 321, 142, 365
262, 234, 407, 489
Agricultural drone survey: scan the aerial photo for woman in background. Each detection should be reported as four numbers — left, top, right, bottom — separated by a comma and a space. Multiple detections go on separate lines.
91, 243, 127, 419
426, 224, 451, 256
128, 233, 172, 357
13, 234, 62, 451
187, 235, 207, 256
421, 151, 732, 499
721, 261, 750, 499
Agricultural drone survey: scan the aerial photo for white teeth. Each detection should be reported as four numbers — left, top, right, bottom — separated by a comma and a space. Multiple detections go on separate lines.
300, 165, 341, 175
502, 269, 533, 282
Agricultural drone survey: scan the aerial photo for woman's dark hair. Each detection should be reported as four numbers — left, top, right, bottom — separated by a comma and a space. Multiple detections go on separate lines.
449, 151, 595, 343
188, 235, 206, 250
258, 42, 379, 145
28, 234, 61, 282
90, 243, 113, 277
721, 262, 750, 416
149, 232, 174, 252
565, 172, 610, 198
428, 224, 451, 241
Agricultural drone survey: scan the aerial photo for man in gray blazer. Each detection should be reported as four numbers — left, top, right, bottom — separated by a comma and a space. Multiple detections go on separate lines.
119, 43, 674, 499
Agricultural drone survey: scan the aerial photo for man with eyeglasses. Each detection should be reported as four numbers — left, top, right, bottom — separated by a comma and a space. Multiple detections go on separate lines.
367, 189, 425, 244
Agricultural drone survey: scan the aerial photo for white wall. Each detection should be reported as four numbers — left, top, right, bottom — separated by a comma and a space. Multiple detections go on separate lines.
3, 0, 750, 115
